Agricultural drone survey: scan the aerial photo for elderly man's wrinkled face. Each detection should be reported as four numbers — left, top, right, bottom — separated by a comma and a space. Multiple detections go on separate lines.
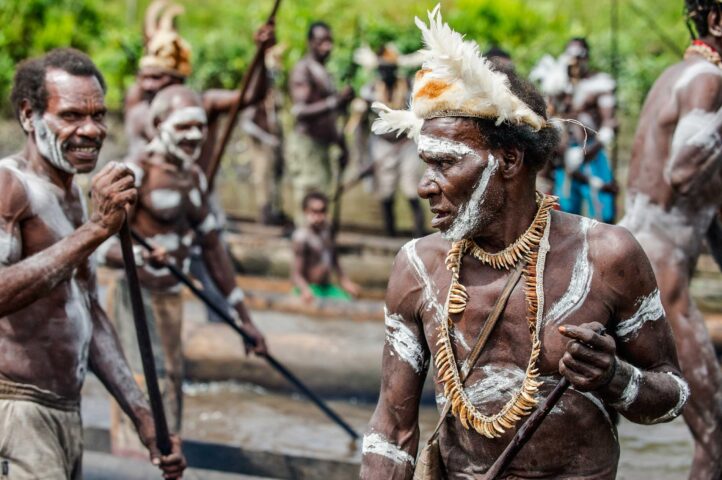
417, 117, 501, 242
28, 68, 107, 174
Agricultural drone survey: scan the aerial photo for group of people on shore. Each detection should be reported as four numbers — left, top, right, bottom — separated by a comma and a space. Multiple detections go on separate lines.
0, 1, 721, 479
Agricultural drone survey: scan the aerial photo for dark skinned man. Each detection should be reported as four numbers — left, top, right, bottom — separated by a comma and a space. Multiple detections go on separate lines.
0, 48, 185, 479
619, 1, 722, 477
101, 85, 268, 458
361, 7, 688, 479
289, 21, 354, 222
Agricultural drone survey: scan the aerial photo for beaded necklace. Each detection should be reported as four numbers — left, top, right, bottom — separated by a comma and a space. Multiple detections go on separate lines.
684, 40, 722, 68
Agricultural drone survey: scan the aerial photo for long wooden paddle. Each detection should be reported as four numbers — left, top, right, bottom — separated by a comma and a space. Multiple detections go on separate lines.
118, 220, 173, 456
206, 0, 283, 192
129, 228, 360, 441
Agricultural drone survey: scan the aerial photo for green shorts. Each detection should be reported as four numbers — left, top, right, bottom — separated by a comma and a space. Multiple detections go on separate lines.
294, 284, 351, 300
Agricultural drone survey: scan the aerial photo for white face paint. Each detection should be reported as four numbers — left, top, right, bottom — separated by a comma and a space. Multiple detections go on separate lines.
157, 107, 207, 168
418, 135, 480, 160
610, 364, 642, 410
150, 189, 182, 210
33, 116, 77, 174
442, 154, 499, 242
546, 218, 596, 326
384, 308, 426, 374
615, 289, 665, 341
362, 432, 415, 466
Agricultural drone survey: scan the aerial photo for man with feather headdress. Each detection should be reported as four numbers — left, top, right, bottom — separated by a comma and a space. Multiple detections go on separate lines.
361, 6, 687, 478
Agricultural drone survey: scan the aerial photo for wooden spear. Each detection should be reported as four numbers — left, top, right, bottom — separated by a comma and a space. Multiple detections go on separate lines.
205, 0, 283, 192
118, 220, 173, 457
129, 228, 360, 441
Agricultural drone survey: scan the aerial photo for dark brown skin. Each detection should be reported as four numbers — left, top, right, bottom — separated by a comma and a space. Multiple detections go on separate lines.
361, 117, 685, 479
620, 11, 722, 479
107, 87, 267, 355
290, 197, 359, 303
289, 24, 353, 164
0, 69, 185, 478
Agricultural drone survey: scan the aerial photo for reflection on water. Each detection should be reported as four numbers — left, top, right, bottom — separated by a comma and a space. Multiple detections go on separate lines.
183, 381, 693, 479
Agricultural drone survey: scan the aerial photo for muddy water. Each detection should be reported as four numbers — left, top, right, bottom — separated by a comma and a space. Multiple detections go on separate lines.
181, 381, 693, 479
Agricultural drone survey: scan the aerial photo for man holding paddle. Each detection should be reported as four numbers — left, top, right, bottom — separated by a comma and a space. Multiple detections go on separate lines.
100, 84, 268, 457
0, 48, 185, 479
361, 7, 687, 479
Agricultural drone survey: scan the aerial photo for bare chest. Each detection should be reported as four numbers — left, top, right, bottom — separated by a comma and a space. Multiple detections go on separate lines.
139, 166, 205, 227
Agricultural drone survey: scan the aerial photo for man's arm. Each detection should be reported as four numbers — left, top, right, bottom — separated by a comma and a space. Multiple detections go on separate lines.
559, 226, 687, 424
0, 163, 135, 317
290, 231, 314, 303
360, 248, 429, 480
289, 63, 348, 120
86, 279, 185, 478
665, 72, 722, 194
194, 202, 267, 355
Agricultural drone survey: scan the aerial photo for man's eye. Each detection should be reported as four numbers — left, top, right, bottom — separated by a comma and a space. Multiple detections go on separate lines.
61, 112, 81, 121
92, 112, 106, 122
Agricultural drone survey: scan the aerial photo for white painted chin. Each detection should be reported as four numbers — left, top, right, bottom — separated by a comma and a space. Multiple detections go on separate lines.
440, 207, 478, 242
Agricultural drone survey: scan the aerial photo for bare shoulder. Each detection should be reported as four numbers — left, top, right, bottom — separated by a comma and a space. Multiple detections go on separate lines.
672, 58, 722, 109
588, 220, 655, 292
0, 156, 31, 220
397, 232, 448, 276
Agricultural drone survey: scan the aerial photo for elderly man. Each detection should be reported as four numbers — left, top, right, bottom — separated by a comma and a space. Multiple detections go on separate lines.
102, 85, 268, 457
289, 21, 354, 221
0, 48, 184, 479
619, 1, 722, 477
361, 8, 688, 479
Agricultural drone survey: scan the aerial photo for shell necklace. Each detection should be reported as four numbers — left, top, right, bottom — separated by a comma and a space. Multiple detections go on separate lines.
435, 193, 556, 438
684, 40, 722, 69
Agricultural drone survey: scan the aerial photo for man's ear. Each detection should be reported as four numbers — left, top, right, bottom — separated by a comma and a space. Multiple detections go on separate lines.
497, 148, 525, 179
19, 99, 35, 134
708, 10, 722, 37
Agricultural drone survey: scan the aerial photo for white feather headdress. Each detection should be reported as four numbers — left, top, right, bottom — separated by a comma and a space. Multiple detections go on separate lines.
372, 4, 546, 142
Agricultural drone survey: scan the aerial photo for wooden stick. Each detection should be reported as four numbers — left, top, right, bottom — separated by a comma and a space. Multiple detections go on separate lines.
206, 0, 282, 192
130, 229, 360, 441
118, 220, 173, 456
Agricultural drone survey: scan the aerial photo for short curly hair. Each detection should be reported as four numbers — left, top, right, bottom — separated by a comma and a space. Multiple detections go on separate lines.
10, 48, 106, 122
473, 65, 559, 173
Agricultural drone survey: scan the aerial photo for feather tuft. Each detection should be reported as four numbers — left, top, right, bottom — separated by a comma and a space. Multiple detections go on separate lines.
371, 102, 423, 141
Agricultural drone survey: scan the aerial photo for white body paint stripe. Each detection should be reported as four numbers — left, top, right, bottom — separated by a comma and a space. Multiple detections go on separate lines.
616, 289, 665, 340
227, 287, 245, 305
418, 135, 479, 159
362, 432, 415, 466
384, 308, 426, 374
649, 373, 689, 424
198, 213, 219, 234
150, 189, 182, 210
610, 364, 642, 410
546, 218, 596, 326
402, 240, 445, 325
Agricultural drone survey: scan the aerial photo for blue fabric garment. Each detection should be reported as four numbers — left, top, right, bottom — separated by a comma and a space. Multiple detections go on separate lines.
554, 145, 615, 222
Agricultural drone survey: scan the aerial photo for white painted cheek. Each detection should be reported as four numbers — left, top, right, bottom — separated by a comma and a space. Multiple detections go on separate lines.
362, 432, 415, 466
33, 116, 77, 174
150, 189, 182, 210
384, 308, 426, 374
615, 288, 665, 341
189, 189, 202, 207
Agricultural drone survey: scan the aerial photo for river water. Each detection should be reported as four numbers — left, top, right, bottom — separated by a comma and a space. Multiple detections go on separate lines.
180, 381, 693, 479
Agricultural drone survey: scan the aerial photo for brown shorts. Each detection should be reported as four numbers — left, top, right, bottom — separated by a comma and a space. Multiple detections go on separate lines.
0, 379, 82, 479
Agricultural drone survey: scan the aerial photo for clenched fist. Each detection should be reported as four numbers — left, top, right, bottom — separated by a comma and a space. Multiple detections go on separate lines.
90, 162, 137, 236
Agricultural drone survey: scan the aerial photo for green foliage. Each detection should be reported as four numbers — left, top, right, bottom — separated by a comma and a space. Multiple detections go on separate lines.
0, 0, 692, 133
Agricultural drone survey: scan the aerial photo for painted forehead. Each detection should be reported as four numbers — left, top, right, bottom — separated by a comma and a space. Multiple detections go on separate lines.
45, 69, 105, 110
417, 134, 479, 158
163, 106, 207, 126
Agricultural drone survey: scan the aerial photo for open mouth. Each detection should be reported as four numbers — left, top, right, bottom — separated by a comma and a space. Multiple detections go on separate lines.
66, 145, 100, 160
430, 208, 452, 229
